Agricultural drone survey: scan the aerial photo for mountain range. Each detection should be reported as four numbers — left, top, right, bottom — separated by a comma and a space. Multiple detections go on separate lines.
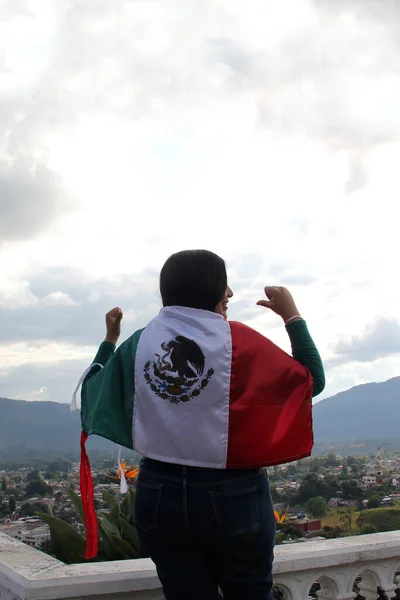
312, 376, 400, 443
0, 376, 399, 458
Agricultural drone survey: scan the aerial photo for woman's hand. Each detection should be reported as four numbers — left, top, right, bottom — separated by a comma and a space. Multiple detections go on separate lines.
105, 307, 123, 345
257, 287, 301, 323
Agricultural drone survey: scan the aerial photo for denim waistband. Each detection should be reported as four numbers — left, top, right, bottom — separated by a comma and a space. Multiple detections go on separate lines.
139, 457, 265, 484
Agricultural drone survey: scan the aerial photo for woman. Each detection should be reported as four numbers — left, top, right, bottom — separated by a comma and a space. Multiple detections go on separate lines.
80, 249, 325, 600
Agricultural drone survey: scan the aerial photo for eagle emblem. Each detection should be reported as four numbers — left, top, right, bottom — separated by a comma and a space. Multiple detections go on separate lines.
143, 336, 214, 404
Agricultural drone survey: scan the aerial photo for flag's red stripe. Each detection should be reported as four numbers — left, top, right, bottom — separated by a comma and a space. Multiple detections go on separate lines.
227, 321, 313, 468
80, 431, 98, 559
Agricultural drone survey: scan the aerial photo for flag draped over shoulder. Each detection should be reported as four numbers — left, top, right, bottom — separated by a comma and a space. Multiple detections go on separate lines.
77, 307, 313, 558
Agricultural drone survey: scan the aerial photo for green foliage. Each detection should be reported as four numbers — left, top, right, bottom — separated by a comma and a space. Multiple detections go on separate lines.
360, 508, 400, 533
1, 477, 7, 492
367, 495, 381, 509
26, 469, 41, 482
305, 496, 328, 517
270, 485, 280, 502
359, 523, 378, 535
293, 473, 327, 503
20, 502, 43, 516
39, 488, 145, 564
37, 510, 87, 564
340, 479, 364, 500
338, 507, 355, 532
322, 525, 342, 539
293, 473, 340, 504
111, 535, 140, 559
277, 524, 302, 539
25, 479, 53, 498
8, 495, 16, 513
68, 488, 85, 523
46, 460, 72, 474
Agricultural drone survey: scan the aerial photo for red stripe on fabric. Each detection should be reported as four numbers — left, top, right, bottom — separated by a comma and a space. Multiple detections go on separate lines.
227, 322, 313, 468
80, 431, 98, 559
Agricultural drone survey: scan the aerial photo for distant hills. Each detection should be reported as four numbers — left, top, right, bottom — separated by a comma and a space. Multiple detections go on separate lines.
312, 376, 400, 443
1, 377, 399, 460
0, 397, 115, 461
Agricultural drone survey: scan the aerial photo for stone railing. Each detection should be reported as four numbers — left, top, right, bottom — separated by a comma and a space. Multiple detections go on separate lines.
1, 530, 400, 600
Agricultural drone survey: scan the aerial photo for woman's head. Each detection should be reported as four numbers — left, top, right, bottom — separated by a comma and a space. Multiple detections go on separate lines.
160, 249, 233, 317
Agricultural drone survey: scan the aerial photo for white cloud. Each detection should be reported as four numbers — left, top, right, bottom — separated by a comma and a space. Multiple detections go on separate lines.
0, 0, 399, 404
331, 318, 400, 365
42, 291, 77, 307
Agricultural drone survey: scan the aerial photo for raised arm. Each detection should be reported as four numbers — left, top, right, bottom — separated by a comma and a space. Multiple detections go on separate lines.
84, 306, 123, 384
257, 286, 325, 397
80, 306, 137, 449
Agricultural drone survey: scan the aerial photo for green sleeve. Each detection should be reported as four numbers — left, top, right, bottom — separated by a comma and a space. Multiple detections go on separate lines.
83, 341, 116, 383
286, 320, 325, 397
81, 330, 144, 448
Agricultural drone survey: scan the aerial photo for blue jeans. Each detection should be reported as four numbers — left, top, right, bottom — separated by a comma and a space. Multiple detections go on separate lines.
134, 458, 276, 600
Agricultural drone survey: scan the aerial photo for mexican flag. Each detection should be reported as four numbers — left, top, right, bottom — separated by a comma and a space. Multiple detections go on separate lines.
76, 306, 313, 558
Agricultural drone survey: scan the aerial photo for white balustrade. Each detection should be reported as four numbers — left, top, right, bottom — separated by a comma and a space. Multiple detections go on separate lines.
1, 530, 400, 599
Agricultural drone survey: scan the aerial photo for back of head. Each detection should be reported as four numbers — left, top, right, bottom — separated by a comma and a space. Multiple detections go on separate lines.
160, 250, 227, 312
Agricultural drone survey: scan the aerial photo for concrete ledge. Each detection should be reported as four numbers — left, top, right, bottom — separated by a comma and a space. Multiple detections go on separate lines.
2, 531, 400, 599
273, 530, 400, 573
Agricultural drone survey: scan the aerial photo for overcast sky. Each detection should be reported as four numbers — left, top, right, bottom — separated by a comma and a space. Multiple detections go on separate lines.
0, 0, 398, 405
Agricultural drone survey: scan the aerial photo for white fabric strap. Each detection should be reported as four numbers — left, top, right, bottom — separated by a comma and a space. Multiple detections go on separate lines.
70, 363, 104, 412
284, 314, 303, 326
117, 445, 128, 494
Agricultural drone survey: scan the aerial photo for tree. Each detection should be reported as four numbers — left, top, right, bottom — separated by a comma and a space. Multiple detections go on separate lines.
340, 479, 364, 500
269, 466, 281, 482
346, 455, 357, 466
367, 495, 381, 509
26, 470, 41, 482
325, 453, 340, 468
6, 486, 23, 500
350, 463, 361, 478
324, 475, 342, 499
339, 507, 355, 532
294, 473, 329, 504
25, 479, 53, 498
305, 496, 328, 517
8, 495, 16, 514
270, 485, 281, 503
1, 478, 7, 492
46, 460, 71, 474
0, 499, 9, 517
20, 502, 42, 517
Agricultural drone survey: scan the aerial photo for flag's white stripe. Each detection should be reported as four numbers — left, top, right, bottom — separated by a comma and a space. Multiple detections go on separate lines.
133, 306, 231, 468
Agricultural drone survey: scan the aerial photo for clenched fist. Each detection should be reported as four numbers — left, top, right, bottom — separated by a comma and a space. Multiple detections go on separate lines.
105, 307, 123, 345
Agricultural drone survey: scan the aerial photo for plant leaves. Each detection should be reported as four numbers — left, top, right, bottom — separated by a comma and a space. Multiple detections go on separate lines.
99, 512, 120, 537
37, 512, 86, 564
67, 488, 84, 524
102, 490, 118, 511
111, 535, 140, 559
119, 517, 142, 555
97, 517, 123, 560
101, 507, 121, 531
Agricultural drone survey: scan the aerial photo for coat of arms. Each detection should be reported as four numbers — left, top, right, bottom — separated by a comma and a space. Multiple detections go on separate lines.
143, 336, 214, 404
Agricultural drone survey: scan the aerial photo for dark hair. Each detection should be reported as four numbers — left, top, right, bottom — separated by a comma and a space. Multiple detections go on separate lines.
160, 250, 227, 312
